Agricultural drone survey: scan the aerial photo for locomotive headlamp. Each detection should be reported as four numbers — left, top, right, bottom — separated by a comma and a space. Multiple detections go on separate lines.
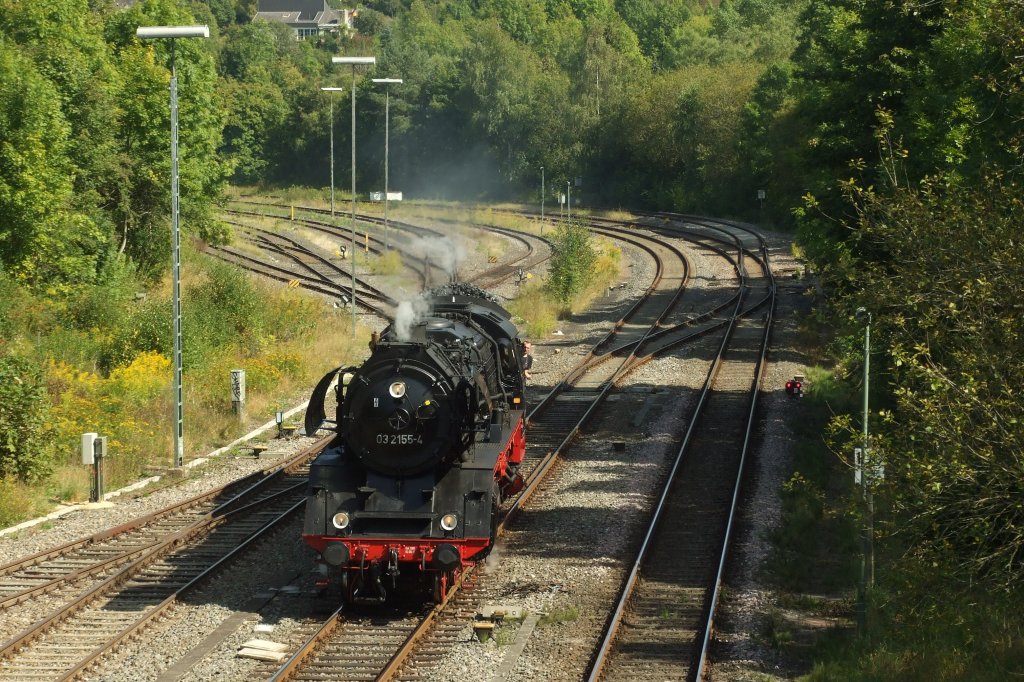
332, 511, 351, 530
440, 513, 458, 531
389, 381, 407, 398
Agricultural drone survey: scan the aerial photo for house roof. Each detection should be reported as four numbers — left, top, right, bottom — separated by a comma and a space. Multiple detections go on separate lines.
254, 11, 302, 22
255, 1, 345, 28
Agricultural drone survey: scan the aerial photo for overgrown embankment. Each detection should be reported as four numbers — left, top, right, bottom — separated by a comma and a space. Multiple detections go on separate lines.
0, 244, 359, 527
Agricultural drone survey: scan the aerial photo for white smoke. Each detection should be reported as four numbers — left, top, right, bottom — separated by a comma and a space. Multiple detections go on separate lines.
484, 541, 503, 573
410, 235, 468, 280
393, 295, 430, 341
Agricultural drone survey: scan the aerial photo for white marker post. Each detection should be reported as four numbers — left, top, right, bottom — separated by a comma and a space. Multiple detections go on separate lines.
231, 369, 246, 421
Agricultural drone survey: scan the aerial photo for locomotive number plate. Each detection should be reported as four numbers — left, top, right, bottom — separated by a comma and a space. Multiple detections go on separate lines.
376, 434, 424, 445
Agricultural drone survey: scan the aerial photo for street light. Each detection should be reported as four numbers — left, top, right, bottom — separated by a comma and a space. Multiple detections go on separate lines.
372, 78, 402, 250
855, 306, 873, 634
320, 87, 344, 217
332, 56, 376, 339
136, 24, 210, 469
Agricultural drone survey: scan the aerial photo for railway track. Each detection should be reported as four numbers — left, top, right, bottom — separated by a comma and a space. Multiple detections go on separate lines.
0, 448, 328, 620
220, 206, 776, 682
258, 213, 680, 680
587, 219, 776, 681
0, 206, 778, 681
225, 201, 550, 292
0, 442, 328, 681
266, 212, 766, 682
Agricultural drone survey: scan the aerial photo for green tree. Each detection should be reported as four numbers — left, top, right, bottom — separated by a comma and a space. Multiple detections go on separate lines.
0, 39, 106, 285
482, 0, 548, 45
0, 0, 121, 221
616, 0, 691, 68
837, 174, 1024, 594
547, 220, 596, 304
105, 0, 229, 275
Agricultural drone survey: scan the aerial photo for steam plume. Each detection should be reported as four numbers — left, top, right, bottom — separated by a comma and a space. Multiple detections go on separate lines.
410, 235, 468, 279
393, 295, 430, 341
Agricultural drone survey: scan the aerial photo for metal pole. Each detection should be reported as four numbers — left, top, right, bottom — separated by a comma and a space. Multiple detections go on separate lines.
350, 65, 357, 339
540, 166, 544, 232
863, 314, 873, 588
856, 310, 872, 635
384, 85, 390, 250
136, 25, 208, 470
170, 40, 184, 469
329, 92, 335, 217
567, 182, 571, 221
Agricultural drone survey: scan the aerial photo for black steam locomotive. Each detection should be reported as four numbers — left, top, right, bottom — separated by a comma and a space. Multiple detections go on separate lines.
302, 284, 528, 602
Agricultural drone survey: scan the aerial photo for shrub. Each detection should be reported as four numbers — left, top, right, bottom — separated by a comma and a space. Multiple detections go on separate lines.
0, 477, 52, 527
0, 354, 53, 482
507, 283, 561, 337
187, 259, 265, 355
547, 221, 597, 304
48, 352, 170, 481
107, 351, 171, 402
100, 296, 171, 372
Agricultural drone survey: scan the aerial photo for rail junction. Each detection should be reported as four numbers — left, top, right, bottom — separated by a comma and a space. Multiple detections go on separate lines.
0, 205, 783, 681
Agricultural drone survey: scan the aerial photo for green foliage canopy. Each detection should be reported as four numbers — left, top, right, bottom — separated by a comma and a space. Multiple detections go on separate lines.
839, 175, 1024, 593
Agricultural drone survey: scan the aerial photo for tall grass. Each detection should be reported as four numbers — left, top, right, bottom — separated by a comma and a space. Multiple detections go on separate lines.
370, 250, 402, 275
1, 245, 368, 519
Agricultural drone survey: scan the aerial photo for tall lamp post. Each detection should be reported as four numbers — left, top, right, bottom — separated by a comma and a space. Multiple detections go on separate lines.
136, 24, 210, 469
332, 56, 376, 339
371, 78, 402, 250
855, 306, 873, 634
321, 87, 344, 217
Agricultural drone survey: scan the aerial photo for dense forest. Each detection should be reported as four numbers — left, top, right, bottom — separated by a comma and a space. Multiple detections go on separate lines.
3, 0, 1024, 677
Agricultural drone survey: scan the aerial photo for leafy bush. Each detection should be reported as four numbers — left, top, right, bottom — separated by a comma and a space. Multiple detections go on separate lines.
546, 220, 597, 304
63, 261, 136, 330
99, 296, 171, 372
187, 259, 265, 357
0, 477, 52, 528
0, 355, 53, 482
769, 472, 826, 587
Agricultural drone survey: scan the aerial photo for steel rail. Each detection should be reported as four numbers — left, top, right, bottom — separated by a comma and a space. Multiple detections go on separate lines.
269, 216, 694, 682
693, 229, 776, 680
585, 224, 774, 681
385, 215, 761, 675
0, 443, 326, 676
223, 206, 437, 286
227, 203, 543, 291
249, 211, 749, 682
222, 219, 396, 304
0, 445, 322, 613
55, 499, 307, 682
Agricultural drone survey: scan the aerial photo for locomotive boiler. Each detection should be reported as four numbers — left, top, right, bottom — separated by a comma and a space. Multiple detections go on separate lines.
301, 284, 528, 602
